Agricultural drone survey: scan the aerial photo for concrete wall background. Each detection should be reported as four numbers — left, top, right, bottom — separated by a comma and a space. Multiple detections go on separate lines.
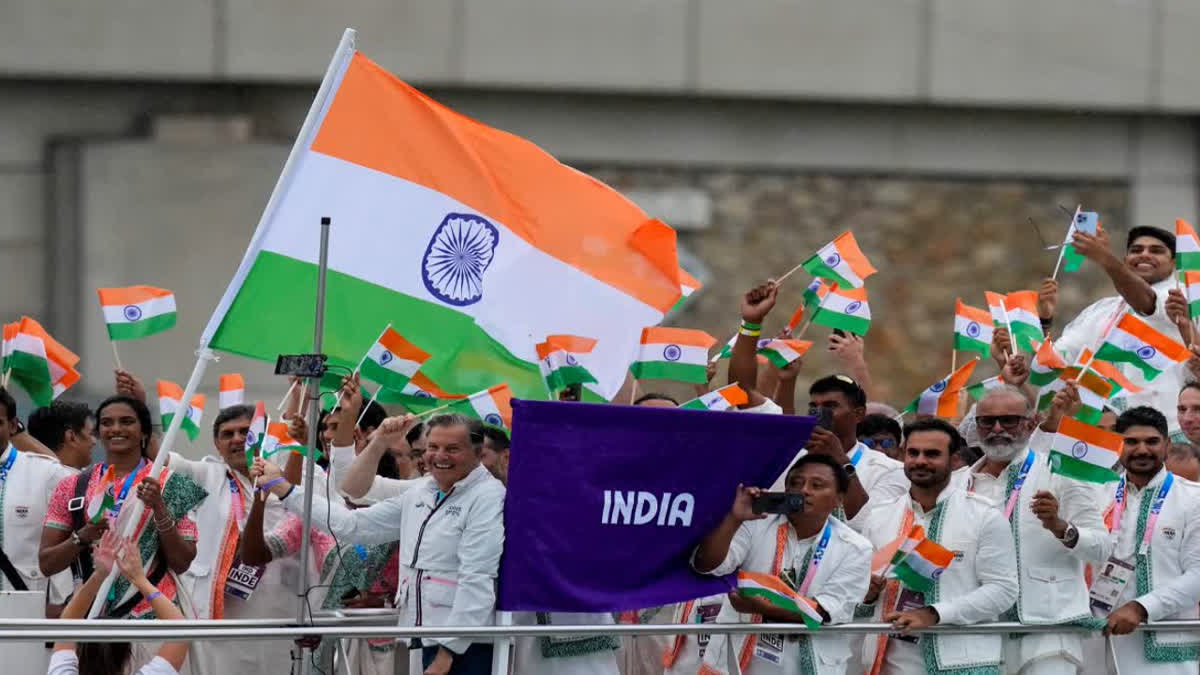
0, 4, 1197, 448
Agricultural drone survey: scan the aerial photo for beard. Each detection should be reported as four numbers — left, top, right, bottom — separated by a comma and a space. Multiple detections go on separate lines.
981, 432, 1027, 461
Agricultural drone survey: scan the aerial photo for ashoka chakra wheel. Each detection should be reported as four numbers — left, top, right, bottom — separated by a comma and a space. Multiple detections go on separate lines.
422, 213, 500, 307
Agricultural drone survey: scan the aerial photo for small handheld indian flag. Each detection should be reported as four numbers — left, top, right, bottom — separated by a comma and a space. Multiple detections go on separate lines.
4, 317, 81, 406
96, 286, 177, 340
536, 334, 598, 392
630, 327, 716, 384
1177, 219, 1200, 271
1060, 209, 1099, 274
378, 371, 467, 412
736, 571, 823, 630
810, 284, 871, 335
449, 383, 513, 429
1185, 271, 1200, 319
679, 383, 748, 411
1049, 416, 1122, 484
1081, 351, 1144, 400
756, 338, 812, 368
800, 231, 877, 289
1036, 363, 1114, 425
1030, 338, 1068, 387
954, 298, 993, 358
1094, 312, 1189, 381
902, 358, 978, 417
888, 527, 954, 593
361, 325, 430, 391
245, 401, 268, 472
157, 380, 205, 441
261, 421, 320, 460
219, 374, 245, 409
985, 291, 1042, 353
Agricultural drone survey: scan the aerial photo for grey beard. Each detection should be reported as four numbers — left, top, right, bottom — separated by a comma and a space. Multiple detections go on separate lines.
982, 440, 1024, 461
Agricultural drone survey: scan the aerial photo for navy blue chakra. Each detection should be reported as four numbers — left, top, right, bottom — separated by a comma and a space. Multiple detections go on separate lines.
484, 413, 504, 427
422, 213, 500, 307
123, 305, 143, 322
966, 321, 981, 338
378, 350, 393, 366
929, 380, 947, 393
662, 344, 682, 362
1136, 345, 1157, 361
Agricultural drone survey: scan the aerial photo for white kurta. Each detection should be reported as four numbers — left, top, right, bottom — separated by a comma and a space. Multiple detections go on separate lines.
512, 612, 621, 675
0, 447, 75, 596
662, 594, 727, 675
1103, 469, 1200, 674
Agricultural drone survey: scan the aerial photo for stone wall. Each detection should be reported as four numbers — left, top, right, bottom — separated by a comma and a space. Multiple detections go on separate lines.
588, 167, 1131, 407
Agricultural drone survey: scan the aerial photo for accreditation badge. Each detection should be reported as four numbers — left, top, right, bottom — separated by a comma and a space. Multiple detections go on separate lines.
1090, 557, 1135, 616
225, 555, 267, 600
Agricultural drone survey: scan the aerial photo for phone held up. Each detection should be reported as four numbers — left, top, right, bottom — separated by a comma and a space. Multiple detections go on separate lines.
815, 406, 834, 431
752, 492, 806, 515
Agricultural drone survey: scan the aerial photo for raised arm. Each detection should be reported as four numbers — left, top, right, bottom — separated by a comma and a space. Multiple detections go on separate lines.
338, 415, 421, 500
115, 539, 190, 670
828, 334, 872, 399
729, 281, 778, 408
257, 459, 404, 546
1071, 229, 1157, 316
693, 484, 762, 574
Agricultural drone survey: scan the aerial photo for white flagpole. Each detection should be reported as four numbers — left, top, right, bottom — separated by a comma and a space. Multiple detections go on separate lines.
1051, 205, 1082, 281
85, 348, 215, 618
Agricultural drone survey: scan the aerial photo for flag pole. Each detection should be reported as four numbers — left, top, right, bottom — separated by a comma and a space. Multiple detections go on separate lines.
110, 341, 124, 371
295, 216, 332, 675
774, 261, 808, 286
950, 347, 957, 374
355, 387, 381, 427
1050, 205, 1082, 281
1074, 302, 1127, 382
276, 379, 298, 411
85, 348, 215, 618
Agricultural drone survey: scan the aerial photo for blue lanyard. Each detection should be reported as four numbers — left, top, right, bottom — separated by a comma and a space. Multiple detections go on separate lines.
798, 521, 833, 597
850, 446, 864, 466
0, 448, 16, 484
1140, 474, 1174, 555
109, 459, 146, 518
1002, 450, 1037, 522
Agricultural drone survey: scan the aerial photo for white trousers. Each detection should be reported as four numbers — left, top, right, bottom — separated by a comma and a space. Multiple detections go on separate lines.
1003, 632, 1083, 675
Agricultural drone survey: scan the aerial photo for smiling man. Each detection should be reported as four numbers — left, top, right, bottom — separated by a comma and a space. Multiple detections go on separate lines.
1096, 407, 1200, 674
257, 413, 506, 675
859, 418, 1017, 674
1042, 225, 1187, 433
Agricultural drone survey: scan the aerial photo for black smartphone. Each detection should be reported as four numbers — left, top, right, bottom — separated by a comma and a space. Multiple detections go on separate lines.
752, 492, 805, 515
274, 354, 328, 378
815, 407, 834, 431
559, 383, 582, 402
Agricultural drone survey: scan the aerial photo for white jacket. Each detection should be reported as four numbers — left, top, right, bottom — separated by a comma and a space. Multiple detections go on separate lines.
283, 463, 506, 655
1, 447, 75, 595
859, 488, 1018, 671
328, 444, 422, 505
953, 449, 1112, 624
1104, 469, 1200, 653
697, 515, 872, 674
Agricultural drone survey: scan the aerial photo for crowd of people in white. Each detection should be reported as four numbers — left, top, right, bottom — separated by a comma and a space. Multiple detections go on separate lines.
3, 224, 1200, 675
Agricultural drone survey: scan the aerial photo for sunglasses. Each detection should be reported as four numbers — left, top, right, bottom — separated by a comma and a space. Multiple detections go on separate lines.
861, 438, 897, 450
976, 414, 1027, 430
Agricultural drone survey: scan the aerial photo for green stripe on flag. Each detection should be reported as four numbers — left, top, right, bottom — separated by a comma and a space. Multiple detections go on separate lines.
10, 370, 53, 407
1049, 451, 1120, 484
1061, 244, 1085, 273
629, 360, 709, 384
7, 351, 51, 380
1094, 343, 1162, 380
810, 309, 871, 336
759, 350, 791, 369
546, 364, 597, 391
738, 589, 821, 629
106, 313, 177, 341
210, 252, 543, 401
1192, 298, 1200, 321
1074, 405, 1103, 425
1010, 323, 1042, 353
800, 257, 855, 289
953, 334, 990, 357
161, 412, 200, 441
1179, 251, 1200, 272
360, 358, 413, 391
891, 562, 935, 593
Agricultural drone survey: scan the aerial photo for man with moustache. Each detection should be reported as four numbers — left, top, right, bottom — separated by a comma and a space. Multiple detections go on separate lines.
859, 418, 1017, 674
1094, 407, 1200, 674
954, 386, 1112, 675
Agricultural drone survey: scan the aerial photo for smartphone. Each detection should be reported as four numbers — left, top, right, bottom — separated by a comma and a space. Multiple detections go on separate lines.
752, 492, 805, 515
815, 407, 834, 431
559, 383, 582, 402
274, 354, 327, 378
1074, 211, 1099, 235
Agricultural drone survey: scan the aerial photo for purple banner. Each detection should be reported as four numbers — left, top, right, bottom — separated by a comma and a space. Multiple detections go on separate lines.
497, 399, 815, 612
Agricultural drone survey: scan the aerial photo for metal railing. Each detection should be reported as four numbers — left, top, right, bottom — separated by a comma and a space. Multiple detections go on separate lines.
3, 615, 1199, 642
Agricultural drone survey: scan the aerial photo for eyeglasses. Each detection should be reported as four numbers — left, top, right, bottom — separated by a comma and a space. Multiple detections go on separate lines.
976, 414, 1027, 430
861, 438, 897, 450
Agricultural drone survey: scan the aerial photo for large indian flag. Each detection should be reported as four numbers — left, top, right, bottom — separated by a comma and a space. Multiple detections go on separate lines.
1049, 416, 1121, 484
199, 33, 681, 403
1094, 312, 1189, 381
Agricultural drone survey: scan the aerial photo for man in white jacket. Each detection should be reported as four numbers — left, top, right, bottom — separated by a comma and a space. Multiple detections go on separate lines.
954, 386, 1112, 675
1097, 407, 1200, 674
258, 412, 505, 675
859, 417, 1018, 674
692, 453, 872, 674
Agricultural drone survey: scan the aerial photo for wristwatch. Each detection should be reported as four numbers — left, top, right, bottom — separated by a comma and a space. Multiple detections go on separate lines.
841, 462, 858, 479
69, 530, 84, 547
1058, 523, 1079, 547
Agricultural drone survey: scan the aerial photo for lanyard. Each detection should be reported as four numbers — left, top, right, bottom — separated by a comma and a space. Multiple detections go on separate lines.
0, 448, 16, 484
1108, 477, 1126, 536
229, 474, 246, 526
1003, 450, 1036, 522
797, 520, 833, 597
1140, 474, 1174, 556
850, 445, 864, 466
104, 458, 147, 519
